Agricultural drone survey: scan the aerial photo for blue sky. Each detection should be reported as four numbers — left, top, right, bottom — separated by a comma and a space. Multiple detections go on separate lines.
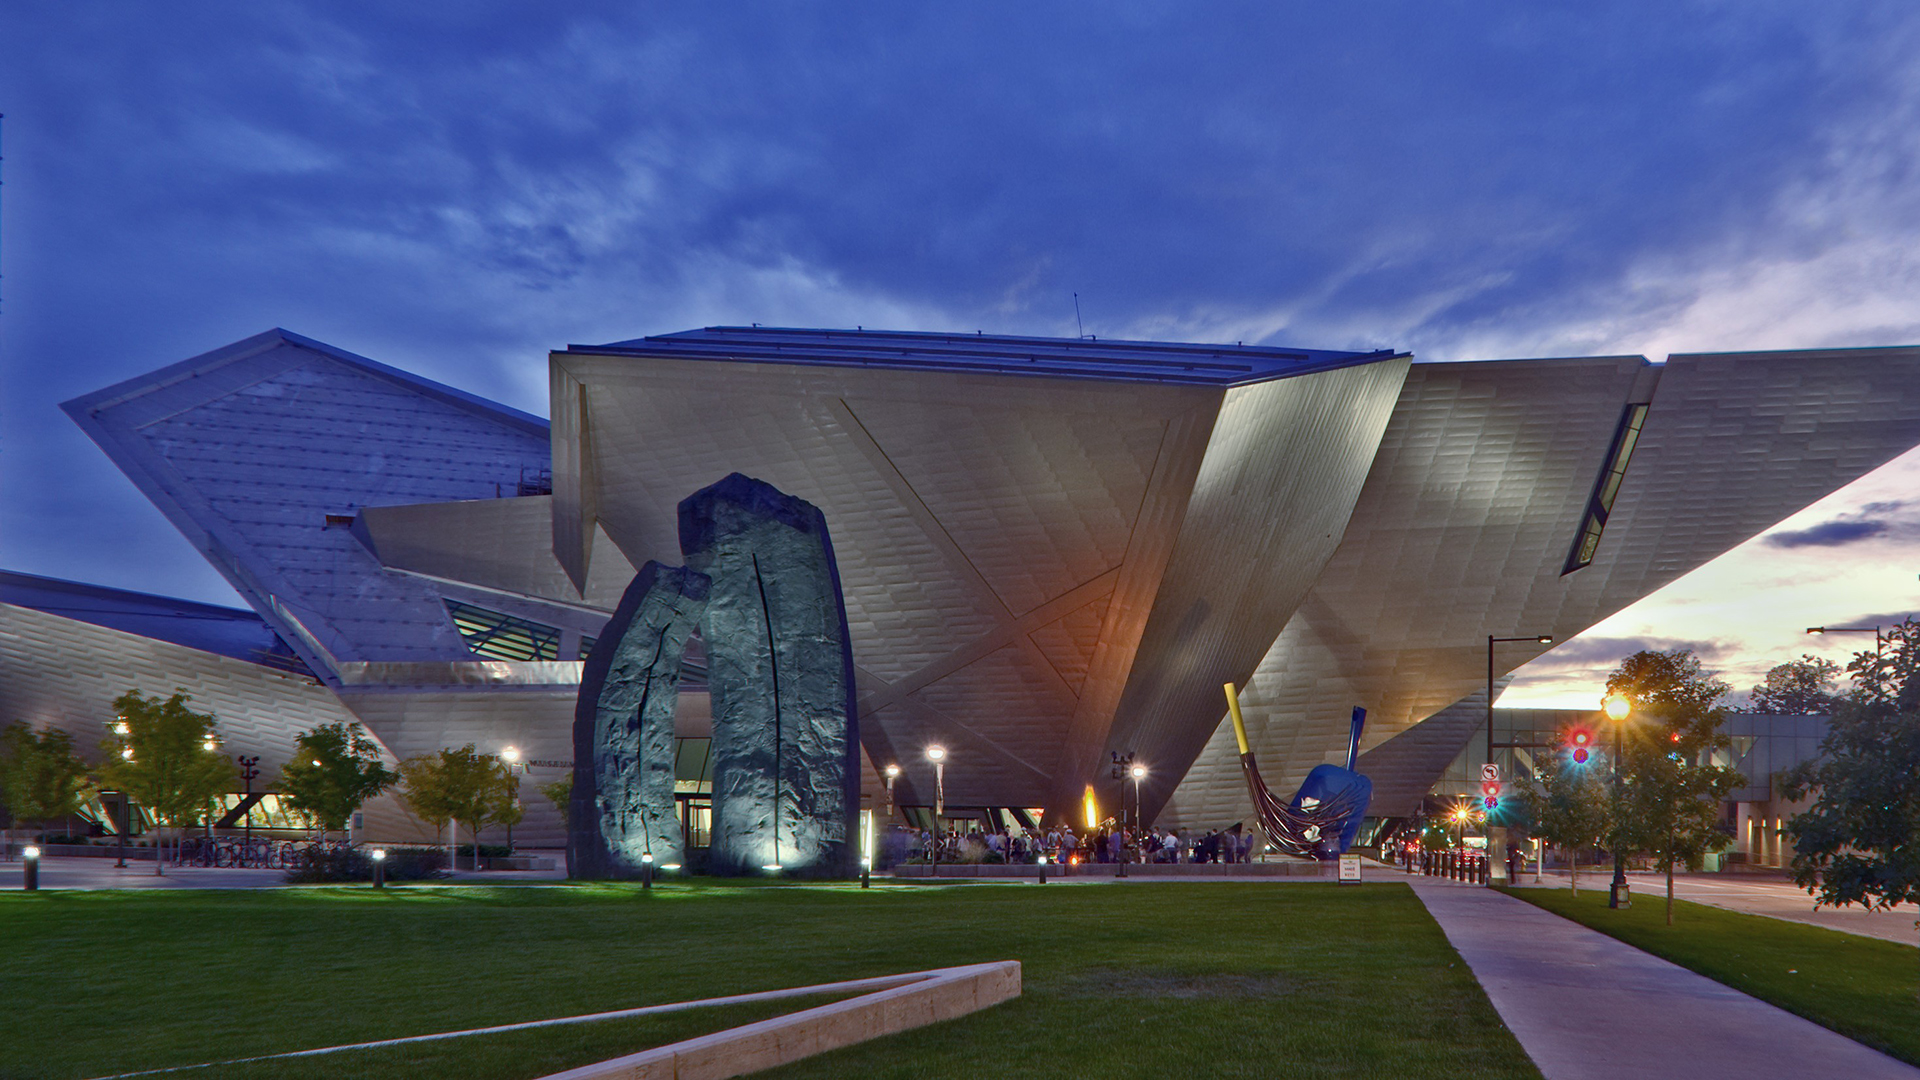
4, 4, 1919, 704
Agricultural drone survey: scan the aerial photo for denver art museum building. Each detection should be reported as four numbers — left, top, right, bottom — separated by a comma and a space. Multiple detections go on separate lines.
8, 325, 1919, 849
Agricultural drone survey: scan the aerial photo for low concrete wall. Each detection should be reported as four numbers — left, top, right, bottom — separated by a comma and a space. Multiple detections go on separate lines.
536, 961, 1021, 1080
891, 860, 1331, 879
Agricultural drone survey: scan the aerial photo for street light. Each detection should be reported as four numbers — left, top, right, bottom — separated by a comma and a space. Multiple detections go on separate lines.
883, 763, 900, 820
500, 746, 522, 853
1488, 634, 1554, 770
926, 745, 947, 876
1129, 764, 1147, 832
1603, 694, 1632, 909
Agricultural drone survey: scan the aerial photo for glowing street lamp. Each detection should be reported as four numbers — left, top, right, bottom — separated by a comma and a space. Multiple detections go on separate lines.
1129, 763, 1147, 832
926, 745, 947, 875
500, 745, 523, 853
883, 763, 900, 820
1603, 694, 1632, 909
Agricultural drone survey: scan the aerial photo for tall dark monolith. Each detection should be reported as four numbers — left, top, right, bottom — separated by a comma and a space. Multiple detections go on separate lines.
680, 473, 859, 877
569, 560, 709, 879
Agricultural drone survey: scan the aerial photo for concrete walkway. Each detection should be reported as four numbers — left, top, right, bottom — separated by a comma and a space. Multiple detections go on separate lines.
1411, 878, 1920, 1080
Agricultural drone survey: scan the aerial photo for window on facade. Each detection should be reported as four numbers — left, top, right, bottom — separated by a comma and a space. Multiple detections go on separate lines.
1563, 403, 1650, 574
444, 599, 561, 661
578, 634, 598, 660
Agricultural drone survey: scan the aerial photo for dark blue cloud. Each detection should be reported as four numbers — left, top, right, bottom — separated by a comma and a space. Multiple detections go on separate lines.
1766, 519, 1891, 549
4, 2, 1920, 601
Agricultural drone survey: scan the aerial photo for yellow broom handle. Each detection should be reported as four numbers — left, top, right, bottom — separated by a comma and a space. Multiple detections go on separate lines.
1223, 682, 1251, 756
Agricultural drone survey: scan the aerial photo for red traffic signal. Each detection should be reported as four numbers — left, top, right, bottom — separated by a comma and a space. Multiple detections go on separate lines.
1481, 780, 1502, 798
1567, 726, 1595, 763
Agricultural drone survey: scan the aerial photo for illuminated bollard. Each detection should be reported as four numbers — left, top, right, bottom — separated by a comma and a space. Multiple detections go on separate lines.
642, 851, 654, 891
23, 845, 40, 891
371, 848, 387, 889
860, 854, 871, 889
1037, 854, 1047, 885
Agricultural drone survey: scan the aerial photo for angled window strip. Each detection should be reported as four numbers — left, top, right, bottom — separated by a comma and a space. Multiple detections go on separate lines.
1562, 403, 1650, 575
444, 599, 561, 661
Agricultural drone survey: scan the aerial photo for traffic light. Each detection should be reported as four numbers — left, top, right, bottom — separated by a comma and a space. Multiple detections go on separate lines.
1567, 726, 1594, 764
1483, 794, 1499, 811
1481, 779, 1502, 812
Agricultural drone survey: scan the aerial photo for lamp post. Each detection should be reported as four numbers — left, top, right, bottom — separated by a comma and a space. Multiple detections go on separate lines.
926, 745, 946, 875
1808, 626, 1886, 697
501, 746, 522, 854
883, 763, 900, 819
236, 755, 260, 845
1487, 634, 1554, 765
1604, 694, 1632, 909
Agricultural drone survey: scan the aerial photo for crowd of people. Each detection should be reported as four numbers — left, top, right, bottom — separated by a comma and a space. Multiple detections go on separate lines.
876, 819, 1261, 868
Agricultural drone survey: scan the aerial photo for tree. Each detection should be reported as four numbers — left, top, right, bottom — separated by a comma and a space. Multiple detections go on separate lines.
1604, 650, 1744, 925
1517, 730, 1611, 895
539, 773, 572, 833
398, 745, 514, 870
276, 723, 397, 839
0, 724, 92, 852
97, 690, 237, 875
1743, 655, 1841, 714
1783, 618, 1920, 991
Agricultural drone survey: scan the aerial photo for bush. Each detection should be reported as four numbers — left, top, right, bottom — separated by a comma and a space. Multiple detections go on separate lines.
282, 843, 448, 884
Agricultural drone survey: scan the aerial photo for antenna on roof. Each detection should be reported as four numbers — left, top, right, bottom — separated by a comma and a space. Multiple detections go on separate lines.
1073, 292, 1087, 339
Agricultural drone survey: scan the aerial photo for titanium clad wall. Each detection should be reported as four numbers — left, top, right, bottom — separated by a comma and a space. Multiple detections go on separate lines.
63, 331, 552, 672
1075, 357, 1412, 823
554, 350, 1221, 810
356, 495, 638, 613
0, 601, 425, 840
1163, 346, 1920, 830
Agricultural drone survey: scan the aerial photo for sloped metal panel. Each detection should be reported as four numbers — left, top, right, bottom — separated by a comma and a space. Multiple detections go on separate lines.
1163, 347, 1920, 829
1085, 356, 1413, 822
0, 600, 427, 840
357, 496, 638, 613
63, 332, 553, 673
554, 349, 1224, 809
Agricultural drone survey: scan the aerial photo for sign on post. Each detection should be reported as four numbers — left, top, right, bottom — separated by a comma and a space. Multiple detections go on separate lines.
1480, 763, 1500, 782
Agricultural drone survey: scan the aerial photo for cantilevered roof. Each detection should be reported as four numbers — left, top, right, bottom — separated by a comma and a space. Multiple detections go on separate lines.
567, 325, 1405, 387
0, 570, 309, 674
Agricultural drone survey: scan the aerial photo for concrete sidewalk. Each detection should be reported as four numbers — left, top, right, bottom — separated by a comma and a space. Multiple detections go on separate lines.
1412, 878, 1920, 1080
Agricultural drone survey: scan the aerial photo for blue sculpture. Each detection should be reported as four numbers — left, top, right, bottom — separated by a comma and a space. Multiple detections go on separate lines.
569, 561, 709, 879
1226, 687, 1373, 859
680, 473, 860, 876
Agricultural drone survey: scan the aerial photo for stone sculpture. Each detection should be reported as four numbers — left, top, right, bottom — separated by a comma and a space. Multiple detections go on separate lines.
680, 473, 860, 876
569, 560, 709, 879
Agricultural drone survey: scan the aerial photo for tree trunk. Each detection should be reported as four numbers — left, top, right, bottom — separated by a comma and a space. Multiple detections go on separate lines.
1665, 846, 1675, 927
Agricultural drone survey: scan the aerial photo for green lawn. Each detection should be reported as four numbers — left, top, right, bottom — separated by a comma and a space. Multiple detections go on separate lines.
1506, 887, 1920, 1066
0, 880, 1541, 1080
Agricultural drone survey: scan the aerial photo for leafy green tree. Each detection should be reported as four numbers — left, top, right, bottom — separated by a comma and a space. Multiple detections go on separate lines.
1783, 618, 1920, 984
97, 690, 236, 875
398, 745, 514, 870
1517, 735, 1611, 895
0, 724, 92, 851
1604, 650, 1745, 925
539, 773, 572, 832
1743, 655, 1841, 714
276, 723, 397, 839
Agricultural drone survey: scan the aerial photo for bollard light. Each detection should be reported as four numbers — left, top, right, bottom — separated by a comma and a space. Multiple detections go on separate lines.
23, 845, 40, 891
641, 851, 654, 891
371, 848, 387, 890
1037, 853, 1047, 885
860, 853, 871, 890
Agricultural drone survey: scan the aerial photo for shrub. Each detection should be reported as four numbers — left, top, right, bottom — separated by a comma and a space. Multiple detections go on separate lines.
282, 843, 448, 884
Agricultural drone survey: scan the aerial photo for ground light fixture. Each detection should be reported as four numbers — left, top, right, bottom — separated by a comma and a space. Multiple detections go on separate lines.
641, 851, 653, 891
1036, 853, 1047, 885
370, 848, 386, 889
22, 845, 40, 891
1603, 694, 1632, 908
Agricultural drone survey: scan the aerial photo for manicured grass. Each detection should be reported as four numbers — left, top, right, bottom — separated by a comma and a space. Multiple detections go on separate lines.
1506, 887, 1920, 1066
1, 880, 1541, 1080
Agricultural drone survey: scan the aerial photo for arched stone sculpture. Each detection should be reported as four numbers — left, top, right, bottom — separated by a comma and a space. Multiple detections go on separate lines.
569, 560, 709, 878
